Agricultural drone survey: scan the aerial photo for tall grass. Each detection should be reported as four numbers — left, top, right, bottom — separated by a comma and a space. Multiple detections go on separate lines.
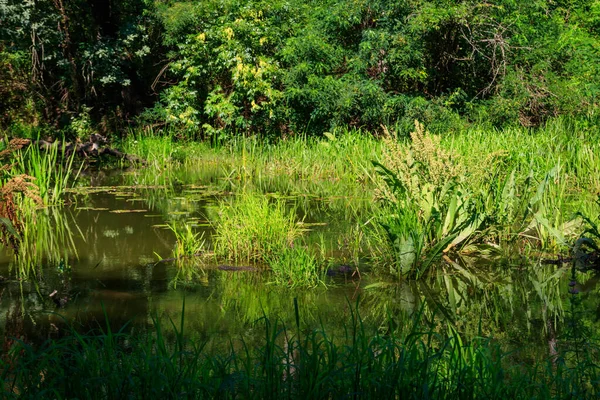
213, 192, 302, 263
123, 127, 383, 201
12, 142, 79, 205
2, 303, 598, 399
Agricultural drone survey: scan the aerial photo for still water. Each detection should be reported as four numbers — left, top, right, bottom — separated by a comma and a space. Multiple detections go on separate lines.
0, 170, 597, 360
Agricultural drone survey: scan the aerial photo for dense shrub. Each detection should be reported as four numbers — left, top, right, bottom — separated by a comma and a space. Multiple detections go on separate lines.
1, 0, 599, 137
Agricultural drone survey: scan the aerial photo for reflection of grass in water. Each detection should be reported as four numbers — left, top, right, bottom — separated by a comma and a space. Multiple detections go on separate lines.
9, 206, 79, 279
218, 272, 289, 323
362, 257, 569, 349
4, 301, 600, 398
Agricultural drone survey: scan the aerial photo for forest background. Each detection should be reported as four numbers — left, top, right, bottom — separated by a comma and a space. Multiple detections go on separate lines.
2, 0, 599, 140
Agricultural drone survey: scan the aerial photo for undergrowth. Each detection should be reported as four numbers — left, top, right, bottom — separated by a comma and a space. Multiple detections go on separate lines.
372, 119, 598, 278
1, 303, 598, 399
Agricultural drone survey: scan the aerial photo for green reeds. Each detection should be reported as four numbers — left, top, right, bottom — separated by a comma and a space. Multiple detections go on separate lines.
71, 117, 600, 282
12, 141, 79, 205
213, 193, 302, 263
2, 303, 599, 399
212, 192, 328, 287
168, 222, 206, 260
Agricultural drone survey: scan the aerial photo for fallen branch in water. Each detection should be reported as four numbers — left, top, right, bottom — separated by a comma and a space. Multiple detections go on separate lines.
3, 135, 146, 165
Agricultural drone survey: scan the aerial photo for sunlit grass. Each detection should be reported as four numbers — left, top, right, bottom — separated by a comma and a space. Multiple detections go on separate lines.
168, 221, 206, 260
119, 117, 600, 280
213, 192, 302, 263
12, 142, 79, 205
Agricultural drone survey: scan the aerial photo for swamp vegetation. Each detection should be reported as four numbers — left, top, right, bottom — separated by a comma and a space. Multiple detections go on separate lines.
2, 0, 600, 398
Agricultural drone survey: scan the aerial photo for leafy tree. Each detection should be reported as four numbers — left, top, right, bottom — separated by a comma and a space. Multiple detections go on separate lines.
2, 0, 599, 137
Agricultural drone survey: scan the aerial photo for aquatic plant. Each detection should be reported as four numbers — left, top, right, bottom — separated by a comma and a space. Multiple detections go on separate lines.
168, 222, 206, 260
372, 119, 590, 278
123, 127, 383, 201
374, 122, 485, 278
571, 196, 600, 271
0, 175, 42, 255
267, 245, 324, 288
213, 192, 302, 263
211, 192, 331, 287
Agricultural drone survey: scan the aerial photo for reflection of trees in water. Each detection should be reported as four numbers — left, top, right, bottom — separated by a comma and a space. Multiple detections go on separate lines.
1, 286, 66, 352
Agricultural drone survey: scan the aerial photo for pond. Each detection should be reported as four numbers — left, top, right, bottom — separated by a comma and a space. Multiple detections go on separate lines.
1, 168, 597, 363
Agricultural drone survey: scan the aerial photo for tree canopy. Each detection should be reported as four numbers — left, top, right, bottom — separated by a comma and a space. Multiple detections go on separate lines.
1, 0, 599, 137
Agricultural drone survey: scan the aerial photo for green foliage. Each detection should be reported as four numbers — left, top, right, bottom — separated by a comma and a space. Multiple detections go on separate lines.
267, 245, 324, 288
3, 0, 600, 135
141, 0, 600, 137
2, 305, 600, 398
572, 196, 600, 271
213, 192, 302, 262
0, 0, 159, 133
168, 222, 206, 260
212, 192, 331, 287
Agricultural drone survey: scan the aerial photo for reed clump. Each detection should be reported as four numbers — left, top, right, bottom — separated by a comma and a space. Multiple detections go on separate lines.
372, 119, 587, 278
12, 140, 79, 204
378, 121, 463, 199
168, 222, 207, 263
213, 193, 302, 263
0, 139, 43, 255
267, 245, 324, 288
212, 192, 327, 287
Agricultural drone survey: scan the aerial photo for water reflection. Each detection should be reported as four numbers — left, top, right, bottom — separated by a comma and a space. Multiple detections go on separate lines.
1, 179, 599, 364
